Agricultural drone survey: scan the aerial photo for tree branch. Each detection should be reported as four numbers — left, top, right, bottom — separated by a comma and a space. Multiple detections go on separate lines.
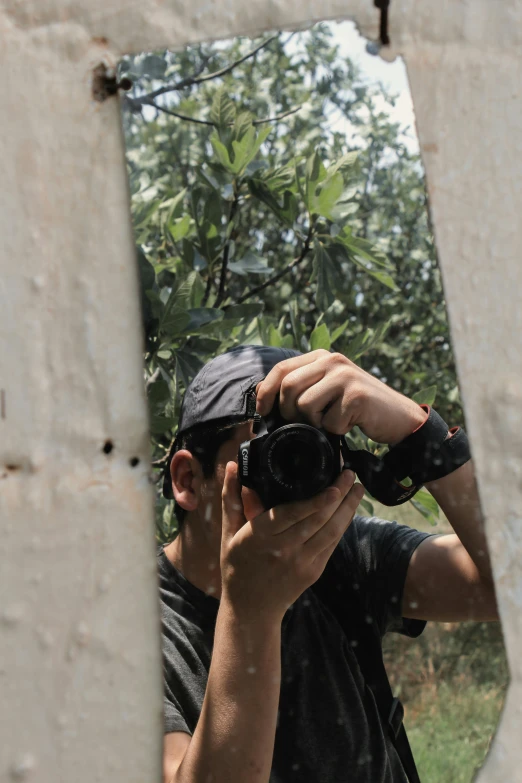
139, 101, 215, 126
201, 267, 214, 307
131, 36, 277, 106
127, 99, 300, 128
215, 186, 240, 308
252, 107, 300, 126
228, 227, 313, 308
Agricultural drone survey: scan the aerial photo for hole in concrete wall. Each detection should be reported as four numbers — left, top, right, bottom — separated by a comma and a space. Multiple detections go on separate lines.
102, 440, 114, 455
119, 21, 507, 782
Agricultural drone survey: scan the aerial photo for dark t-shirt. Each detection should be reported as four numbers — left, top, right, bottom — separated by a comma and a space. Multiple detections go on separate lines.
158, 515, 431, 783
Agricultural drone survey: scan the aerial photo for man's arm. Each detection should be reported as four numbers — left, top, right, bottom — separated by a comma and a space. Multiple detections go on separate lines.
255, 350, 499, 625
164, 462, 363, 783
164, 602, 282, 783
402, 459, 499, 622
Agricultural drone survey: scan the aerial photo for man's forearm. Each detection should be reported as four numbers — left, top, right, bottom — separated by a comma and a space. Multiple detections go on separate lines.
425, 459, 494, 584
172, 599, 282, 783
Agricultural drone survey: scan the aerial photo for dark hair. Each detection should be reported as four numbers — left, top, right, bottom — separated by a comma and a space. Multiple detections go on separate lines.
167, 419, 246, 528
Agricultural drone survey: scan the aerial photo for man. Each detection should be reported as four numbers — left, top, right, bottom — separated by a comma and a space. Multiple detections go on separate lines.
159, 345, 498, 783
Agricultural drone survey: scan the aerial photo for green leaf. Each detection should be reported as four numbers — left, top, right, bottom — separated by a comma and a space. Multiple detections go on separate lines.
210, 132, 233, 172
233, 111, 254, 142
184, 308, 224, 332
140, 54, 167, 79
174, 348, 204, 389
203, 190, 222, 228
305, 152, 327, 212
210, 86, 236, 129
162, 189, 187, 223
169, 214, 191, 242
412, 385, 437, 407
149, 415, 177, 435
334, 234, 397, 291
289, 299, 303, 348
160, 306, 190, 336
247, 178, 298, 227
267, 324, 283, 347
221, 303, 265, 322
329, 197, 359, 223
175, 270, 205, 309
410, 490, 440, 525
313, 242, 340, 312
228, 251, 274, 276
358, 496, 374, 516
344, 321, 391, 361
261, 165, 295, 191
147, 376, 171, 409
327, 151, 358, 178
310, 323, 331, 351
314, 172, 344, 219
230, 125, 271, 175
330, 320, 350, 344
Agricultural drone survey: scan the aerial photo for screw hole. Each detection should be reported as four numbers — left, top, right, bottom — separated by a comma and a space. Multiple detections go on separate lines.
102, 440, 114, 455
129, 457, 140, 468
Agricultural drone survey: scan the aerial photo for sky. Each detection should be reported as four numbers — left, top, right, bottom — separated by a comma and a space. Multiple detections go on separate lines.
328, 20, 419, 152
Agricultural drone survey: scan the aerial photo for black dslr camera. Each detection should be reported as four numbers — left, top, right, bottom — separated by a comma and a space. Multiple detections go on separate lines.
237, 399, 344, 509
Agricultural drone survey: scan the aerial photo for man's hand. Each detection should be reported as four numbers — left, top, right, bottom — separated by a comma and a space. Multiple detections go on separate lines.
220, 462, 364, 623
256, 349, 426, 445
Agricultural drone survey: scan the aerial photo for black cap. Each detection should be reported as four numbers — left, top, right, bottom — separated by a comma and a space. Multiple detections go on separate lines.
162, 344, 301, 498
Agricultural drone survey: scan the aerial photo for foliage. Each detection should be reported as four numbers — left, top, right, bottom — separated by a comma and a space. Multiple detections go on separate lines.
120, 25, 461, 540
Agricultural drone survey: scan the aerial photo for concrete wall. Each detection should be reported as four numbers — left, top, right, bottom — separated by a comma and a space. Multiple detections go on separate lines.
1, 0, 521, 780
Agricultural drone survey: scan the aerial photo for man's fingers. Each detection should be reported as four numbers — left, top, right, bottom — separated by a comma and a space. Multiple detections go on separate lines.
241, 485, 265, 521
304, 482, 365, 559
221, 462, 247, 541
254, 470, 355, 536
256, 350, 329, 416
277, 365, 327, 422
290, 375, 341, 429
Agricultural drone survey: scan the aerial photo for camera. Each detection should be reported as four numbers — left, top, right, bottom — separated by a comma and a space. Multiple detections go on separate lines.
237, 399, 343, 509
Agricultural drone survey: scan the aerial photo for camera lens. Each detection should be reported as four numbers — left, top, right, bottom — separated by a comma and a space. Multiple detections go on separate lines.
261, 424, 337, 501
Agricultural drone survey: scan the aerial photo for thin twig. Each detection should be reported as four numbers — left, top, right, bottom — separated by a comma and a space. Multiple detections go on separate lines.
253, 107, 300, 125
229, 226, 313, 307
137, 100, 300, 128
215, 185, 240, 308
145, 102, 215, 126
146, 367, 161, 389
201, 266, 214, 307
132, 36, 277, 105
152, 454, 170, 468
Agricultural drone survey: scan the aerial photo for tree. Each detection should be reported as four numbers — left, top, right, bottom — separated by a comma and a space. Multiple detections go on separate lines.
119, 25, 459, 540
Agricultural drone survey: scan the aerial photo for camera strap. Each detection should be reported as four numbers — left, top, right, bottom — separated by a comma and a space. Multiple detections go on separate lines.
341, 406, 471, 506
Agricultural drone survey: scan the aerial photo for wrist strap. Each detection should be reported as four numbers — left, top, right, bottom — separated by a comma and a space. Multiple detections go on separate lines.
340, 406, 471, 506
383, 405, 471, 485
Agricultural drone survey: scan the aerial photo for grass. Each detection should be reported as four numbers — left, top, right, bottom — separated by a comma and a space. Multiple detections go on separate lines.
363, 499, 508, 783
406, 682, 504, 783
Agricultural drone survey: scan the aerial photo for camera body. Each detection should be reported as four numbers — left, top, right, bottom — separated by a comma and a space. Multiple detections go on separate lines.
238, 400, 343, 509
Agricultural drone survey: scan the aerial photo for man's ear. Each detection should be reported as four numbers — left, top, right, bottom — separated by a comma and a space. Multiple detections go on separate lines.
170, 450, 202, 513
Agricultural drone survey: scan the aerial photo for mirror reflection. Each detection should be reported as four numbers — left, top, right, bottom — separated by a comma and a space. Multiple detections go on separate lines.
120, 22, 508, 783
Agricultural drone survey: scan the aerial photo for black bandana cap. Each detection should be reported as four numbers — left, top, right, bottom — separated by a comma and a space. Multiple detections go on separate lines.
162, 345, 301, 499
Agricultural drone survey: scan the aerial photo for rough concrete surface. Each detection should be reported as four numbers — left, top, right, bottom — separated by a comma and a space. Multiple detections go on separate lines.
1, 0, 521, 780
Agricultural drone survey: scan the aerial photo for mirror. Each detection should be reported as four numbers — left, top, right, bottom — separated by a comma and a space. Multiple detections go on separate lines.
119, 21, 508, 782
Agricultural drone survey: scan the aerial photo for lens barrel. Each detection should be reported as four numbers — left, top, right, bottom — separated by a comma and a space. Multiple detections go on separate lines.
261, 424, 336, 502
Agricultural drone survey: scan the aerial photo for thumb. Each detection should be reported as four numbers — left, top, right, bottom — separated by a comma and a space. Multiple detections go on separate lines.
221, 462, 247, 542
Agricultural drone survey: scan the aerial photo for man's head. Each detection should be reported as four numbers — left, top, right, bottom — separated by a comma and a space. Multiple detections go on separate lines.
164, 345, 301, 532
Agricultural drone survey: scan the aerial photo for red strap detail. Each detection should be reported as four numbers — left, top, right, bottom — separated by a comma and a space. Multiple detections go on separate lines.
411, 404, 430, 434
